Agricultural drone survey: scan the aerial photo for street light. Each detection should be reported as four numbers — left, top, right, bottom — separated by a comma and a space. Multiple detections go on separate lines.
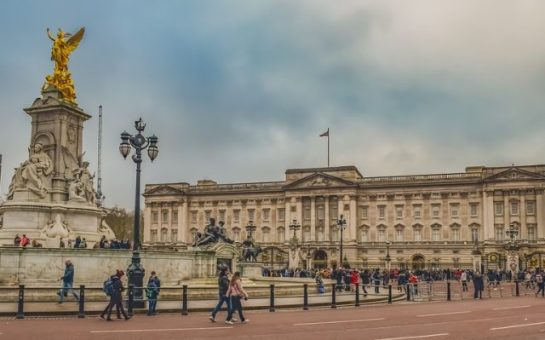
246, 220, 257, 239
289, 219, 301, 246
385, 241, 392, 271
119, 118, 158, 308
505, 223, 520, 272
337, 214, 347, 269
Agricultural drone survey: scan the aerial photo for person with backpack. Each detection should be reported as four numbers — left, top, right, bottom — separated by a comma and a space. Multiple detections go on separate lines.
146, 271, 161, 316
225, 272, 249, 324
100, 270, 130, 321
209, 267, 231, 322
57, 260, 80, 304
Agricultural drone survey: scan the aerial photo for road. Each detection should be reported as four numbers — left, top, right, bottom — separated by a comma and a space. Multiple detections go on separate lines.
1, 296, 544, 340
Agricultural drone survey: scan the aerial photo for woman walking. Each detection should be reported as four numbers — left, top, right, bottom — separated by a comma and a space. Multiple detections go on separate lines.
225, 272, 249, 324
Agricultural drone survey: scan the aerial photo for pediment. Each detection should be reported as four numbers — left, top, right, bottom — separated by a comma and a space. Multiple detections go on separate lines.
144, 185, 185, 196
484, 168, 545, 182
284, 172, 356, 190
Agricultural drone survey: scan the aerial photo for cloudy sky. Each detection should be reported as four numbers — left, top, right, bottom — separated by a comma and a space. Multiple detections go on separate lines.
1, 1, 545, 208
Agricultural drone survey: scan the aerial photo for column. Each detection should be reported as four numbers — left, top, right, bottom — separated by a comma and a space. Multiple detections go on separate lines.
504, 193, 510, 227
537, 191, 544, 240
484, 191, 494, 240
310, 196, 316, 241
179, 200, 187, 244
520, 195, 526, 239
349, 196, 357, 242
143, 205, 152, 243
168, 203, 173, 242
324, 196, 330, 241
296, 197, 303, 239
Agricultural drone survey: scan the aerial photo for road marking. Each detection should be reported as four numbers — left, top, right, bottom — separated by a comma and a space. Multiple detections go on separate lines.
492, 305, 531, 311
490, 321, 545, 331
417, 311, 471, 317
293, 318, 385, 326
375, 333, 449, 340
90, 326, 233, 334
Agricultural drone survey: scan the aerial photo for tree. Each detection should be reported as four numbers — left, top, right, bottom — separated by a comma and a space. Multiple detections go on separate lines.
103, 206, 134, 240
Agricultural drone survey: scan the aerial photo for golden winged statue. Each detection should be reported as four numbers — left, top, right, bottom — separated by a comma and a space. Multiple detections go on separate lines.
43, 27, 85, 104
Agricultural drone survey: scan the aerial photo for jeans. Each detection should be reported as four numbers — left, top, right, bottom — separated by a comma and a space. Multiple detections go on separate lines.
58, 282, 79, 303
148, 299, 157, 315
226, 296, 245, 322
211, 294, 231, 318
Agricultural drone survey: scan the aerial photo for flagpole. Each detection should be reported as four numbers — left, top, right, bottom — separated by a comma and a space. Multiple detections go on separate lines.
327, 128, 330, 167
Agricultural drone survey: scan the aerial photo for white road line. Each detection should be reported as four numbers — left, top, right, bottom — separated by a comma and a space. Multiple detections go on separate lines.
417, 311, 471, 317
490, 321, 545, 331
293, 318, 385, 326
90, 326, 233, 334
375, 333, 449, 340
492, 305, 531, 311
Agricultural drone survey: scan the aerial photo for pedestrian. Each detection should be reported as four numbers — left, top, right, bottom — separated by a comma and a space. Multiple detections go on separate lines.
210, 267, 231, 322
146, 271, 161, 316
460, 270, 468, 292
225, 272, 249, 324
373, 269, 381, 294
100, 270, 130, 321
13, 234, 21, 246
315, 273, 325, 294
473, 271, 484, 299
57, 260, 80, 304
360, 270, 369, 297
20, 234, 30, 247
535, 271, 544, 297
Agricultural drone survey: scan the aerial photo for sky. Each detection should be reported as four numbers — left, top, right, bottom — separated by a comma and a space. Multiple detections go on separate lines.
1, 1, 545, 209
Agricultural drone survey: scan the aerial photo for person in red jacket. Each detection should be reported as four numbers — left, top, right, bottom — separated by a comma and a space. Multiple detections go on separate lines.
20, 234, 30, 247
350, 270, 360, 292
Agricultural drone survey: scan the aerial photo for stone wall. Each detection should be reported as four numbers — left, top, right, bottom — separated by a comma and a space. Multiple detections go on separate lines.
0, 247, 217, 286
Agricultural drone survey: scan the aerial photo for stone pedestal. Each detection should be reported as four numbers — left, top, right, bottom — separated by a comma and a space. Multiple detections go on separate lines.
237, 262, 263, 279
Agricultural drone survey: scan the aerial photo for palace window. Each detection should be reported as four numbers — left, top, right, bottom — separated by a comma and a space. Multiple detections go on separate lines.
471, 226, 479, 242
205, 210, 211, 221
262, 227, 270, 243
316, 227, 324, 242
162, 210, 168, 223
277, 227, 285, 243
432, 204, 440, 218
191, 211, 197, 223
219, 210, 225, 222
450, 204, 459, 218
171, 229, 178, 242
378, 229, 386, 242
233, 209, 240, 222
303, 227, 311, 242
263, 209, 270, 221
331, 228, 339, 242
151, 230, 158, 242
527, 201, 536, 215
451, 226, 460, 241
152, 211, 158, 224
413, 228, 422, 242
248, 209, 255, 221
360, 228, 369, 242
232, 228, 241, 242
511, 201, 519, 215
361, 206, 368, 219
172, 211, 178, 225
160, 228, 168, 242
528, 224, 537, 243
396, 206, 403, 219
304, 206, 311, 220
317, 205, 325, 220
395, 226, 404, 242
494, 225, 504, 241
494, 202, 503, 216
378, 206, 386, 219
413, 205, 421, 219
278, 208, 285, 221
431, 226, 441, 241
470, 203, 478, 217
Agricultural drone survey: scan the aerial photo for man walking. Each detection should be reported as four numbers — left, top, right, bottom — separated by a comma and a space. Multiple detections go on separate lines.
535, 270, 544, 297
100, 270, 130, 321
473, 271, 484, 299
146, 271, 161, 316
58, 260, 79, 304
210, 267, 231, 322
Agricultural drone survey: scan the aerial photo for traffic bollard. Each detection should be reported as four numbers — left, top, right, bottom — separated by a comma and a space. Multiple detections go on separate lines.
303, 284, 309, 310
447, 281, 451, 301
515, 280, 520, 297
355, 283, 360, 307
128, 284, 134, 317
388, 284, 392, 304
269, 284, 275, 312
331, 284, 337, 308
16, 285, 24, 319
181, 285, 188, 315
78, 285, 85, 318
406, 284, 411, 301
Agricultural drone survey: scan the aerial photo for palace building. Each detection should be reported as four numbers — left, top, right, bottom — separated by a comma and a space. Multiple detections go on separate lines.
143, 164, 545, 271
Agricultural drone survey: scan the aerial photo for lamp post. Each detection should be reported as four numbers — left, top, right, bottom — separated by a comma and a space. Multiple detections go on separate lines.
289, 219, 301, 246
119, 118, 158, 308
288, 219, 300, 269
246, 220, 257, 239
385, 241, 392, 271
505, 223, 520, 272
337, 214, 347, 269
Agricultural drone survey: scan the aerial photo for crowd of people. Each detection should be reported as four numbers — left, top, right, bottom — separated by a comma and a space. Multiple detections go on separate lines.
11, 234, 131, 249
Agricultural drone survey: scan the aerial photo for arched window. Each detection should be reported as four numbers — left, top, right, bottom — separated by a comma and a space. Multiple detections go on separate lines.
450, 223, 461, 242
395, 224, 405, 242
262, 227, 270, 243
160, 228, 168, 242
151, 230, 158, 242
377, 224, 387, 242
413, 224, 423, 242
431, 223, 442, 242
277, 227, 285, 243
359, 225, 369, 242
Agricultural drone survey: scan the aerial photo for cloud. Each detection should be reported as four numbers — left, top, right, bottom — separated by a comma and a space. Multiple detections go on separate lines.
1, 0, 544, 208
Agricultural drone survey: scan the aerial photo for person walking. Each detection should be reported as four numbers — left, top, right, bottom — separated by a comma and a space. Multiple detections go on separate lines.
100, 270, 130, 321
57, 260, 80, 304
460, 270, 468, 292
210, 267, 231, 322
146, 271, 161, 316
473, 271, 484, 299
535, 270, 544, 297
225, 272, 249, 324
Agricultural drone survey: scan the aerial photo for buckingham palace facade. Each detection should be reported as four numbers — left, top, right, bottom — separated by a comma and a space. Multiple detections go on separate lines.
143, 164, 545, 271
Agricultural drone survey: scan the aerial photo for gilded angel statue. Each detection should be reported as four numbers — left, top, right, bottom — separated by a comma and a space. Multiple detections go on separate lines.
43, 27, 85, 104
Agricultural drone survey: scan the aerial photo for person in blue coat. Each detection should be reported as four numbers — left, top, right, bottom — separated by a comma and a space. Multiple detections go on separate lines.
57, 260, 79, 304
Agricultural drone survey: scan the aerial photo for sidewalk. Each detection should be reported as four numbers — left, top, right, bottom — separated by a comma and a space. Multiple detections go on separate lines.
0, 291, 403, 317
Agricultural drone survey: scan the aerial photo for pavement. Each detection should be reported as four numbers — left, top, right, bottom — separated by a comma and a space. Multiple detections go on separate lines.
1, 295, 544, 340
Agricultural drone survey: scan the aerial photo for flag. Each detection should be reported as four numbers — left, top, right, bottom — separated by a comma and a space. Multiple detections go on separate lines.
320, 129, 329, 137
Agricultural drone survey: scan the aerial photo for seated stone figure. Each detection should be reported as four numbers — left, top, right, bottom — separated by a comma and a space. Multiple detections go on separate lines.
193, 218, 234, 247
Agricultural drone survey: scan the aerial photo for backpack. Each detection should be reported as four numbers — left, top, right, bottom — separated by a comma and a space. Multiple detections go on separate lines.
103, 277, 114, 296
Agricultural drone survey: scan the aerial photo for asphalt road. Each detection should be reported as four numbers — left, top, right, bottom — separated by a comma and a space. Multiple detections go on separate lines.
1, 296, 544, 340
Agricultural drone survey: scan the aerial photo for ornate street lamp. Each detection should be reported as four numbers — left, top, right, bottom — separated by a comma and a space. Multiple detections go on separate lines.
246, 220, 257, 239
119, 118, 158, 307
289, 219, 301, 249
385, 241, 392, 271
504, 223, 520, 272
337, 214, 347, 268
